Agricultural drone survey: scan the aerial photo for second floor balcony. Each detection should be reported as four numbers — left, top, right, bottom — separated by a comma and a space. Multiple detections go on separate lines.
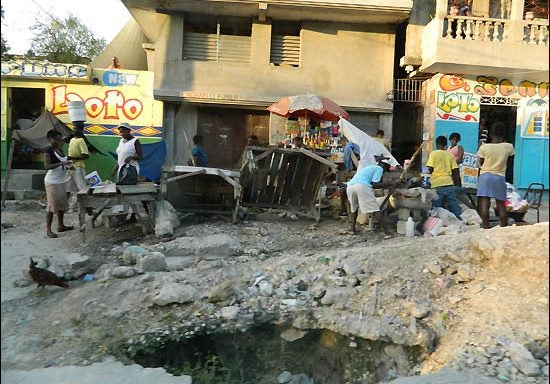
417, 0, 548, 80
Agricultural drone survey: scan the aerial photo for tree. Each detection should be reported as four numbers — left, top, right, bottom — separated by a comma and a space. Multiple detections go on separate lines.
1, 6, 9, 56
29, 14, 106, 64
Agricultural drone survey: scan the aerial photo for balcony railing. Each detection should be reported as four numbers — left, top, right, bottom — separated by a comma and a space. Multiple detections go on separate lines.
442, 15, 548, 45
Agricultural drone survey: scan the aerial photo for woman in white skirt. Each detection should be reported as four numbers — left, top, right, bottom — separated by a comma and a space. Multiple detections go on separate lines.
43, 130, 74, 238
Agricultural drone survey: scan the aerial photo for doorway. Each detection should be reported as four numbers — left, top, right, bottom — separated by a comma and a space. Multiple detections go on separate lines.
479, 105, 517, 183
11, 87, 45, 169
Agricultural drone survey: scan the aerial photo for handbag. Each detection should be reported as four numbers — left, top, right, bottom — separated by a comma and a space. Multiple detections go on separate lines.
117, 163, 138, 185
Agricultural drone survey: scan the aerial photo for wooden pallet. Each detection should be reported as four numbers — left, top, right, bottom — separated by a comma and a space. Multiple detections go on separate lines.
240, 146, 337, 221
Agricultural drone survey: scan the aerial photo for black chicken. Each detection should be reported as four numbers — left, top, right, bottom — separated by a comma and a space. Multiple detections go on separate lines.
28, 258, 69, 289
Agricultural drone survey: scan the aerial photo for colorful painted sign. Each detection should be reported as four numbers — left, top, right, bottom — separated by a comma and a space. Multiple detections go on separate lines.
521, 108, 549, 138
1, 59, 89, 80
436, 74, 549, 122
46, 69, 162, 137
434, 74, 549, 189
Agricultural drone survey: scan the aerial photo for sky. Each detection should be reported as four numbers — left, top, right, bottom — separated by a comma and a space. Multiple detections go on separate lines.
1, 0, 131, 54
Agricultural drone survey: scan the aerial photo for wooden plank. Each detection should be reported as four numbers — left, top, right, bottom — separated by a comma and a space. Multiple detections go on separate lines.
250, 147, 277, 164
90, 183, 117, 195
298, 148, 338, 172
1, 139, 15, 208
264, 151, 282, 205
271, 153, 289, 206
165, 169, 206, 183
116, 183, 158, 195
279, 153, 299, 207
296, 157, 314, 206
169, 165, 240, 178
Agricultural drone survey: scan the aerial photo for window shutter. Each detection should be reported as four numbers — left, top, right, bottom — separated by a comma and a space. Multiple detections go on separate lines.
218, 35, 251, 63
270, 35, 300, 67
183, 32, 218, 61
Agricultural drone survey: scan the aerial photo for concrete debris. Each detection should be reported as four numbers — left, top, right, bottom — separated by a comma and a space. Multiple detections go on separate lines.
280, 327, 308, 342
162, 233, 242, 257
136, 252, 167, 272
165, 256, 195, 271
152, 283, 197, 306
208, 280, 238, 303
122, 245, 146, 265
277, 371, 293, 383
0, 361, 191, 384
111, 266, 137, 279
154, 200, 181, 238
320, 287, 355, 306
507, 342, 541, 376
220, 306, 240, 320
242, 227, 260, 236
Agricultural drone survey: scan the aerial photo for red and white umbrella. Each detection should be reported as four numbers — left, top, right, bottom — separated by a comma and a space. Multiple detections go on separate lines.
267, 94, 350, 122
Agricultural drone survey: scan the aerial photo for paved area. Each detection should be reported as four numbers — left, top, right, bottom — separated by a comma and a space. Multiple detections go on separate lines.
1, 361, 191, 384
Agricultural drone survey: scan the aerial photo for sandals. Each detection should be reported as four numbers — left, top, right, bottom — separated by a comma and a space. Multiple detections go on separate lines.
58, 225, 74, 232
46, 232, 58, 238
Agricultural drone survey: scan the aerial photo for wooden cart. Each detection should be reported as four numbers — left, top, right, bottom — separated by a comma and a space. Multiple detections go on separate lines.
240, 146, 337, 221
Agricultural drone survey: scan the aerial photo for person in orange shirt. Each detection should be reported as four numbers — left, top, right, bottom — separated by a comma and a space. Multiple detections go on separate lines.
107, 56, 123, 69
476, 122, 515, 229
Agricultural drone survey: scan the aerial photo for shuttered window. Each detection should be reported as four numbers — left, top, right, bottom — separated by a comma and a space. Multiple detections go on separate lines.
183, 16, 251, 63
270, 22, 301, 67
270, 35, 301, 67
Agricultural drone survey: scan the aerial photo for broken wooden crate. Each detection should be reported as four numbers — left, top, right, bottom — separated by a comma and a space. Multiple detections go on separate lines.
240, 146, 337, 221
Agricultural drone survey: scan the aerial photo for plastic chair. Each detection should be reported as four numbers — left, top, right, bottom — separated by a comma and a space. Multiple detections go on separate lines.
524, 183, 545, 223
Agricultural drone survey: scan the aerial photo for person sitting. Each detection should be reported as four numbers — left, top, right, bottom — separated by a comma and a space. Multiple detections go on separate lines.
292, 136, 306, 149
345, 155, 400, 237
248, 135, 260, 147
426, 135, 462, 220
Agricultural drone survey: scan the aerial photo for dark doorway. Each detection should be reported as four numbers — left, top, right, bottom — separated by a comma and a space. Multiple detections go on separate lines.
11, 87, 45, 169
197, 107, 269, 169
479, 105, 517, 183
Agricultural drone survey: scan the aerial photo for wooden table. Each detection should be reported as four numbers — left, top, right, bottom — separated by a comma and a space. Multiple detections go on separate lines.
161, 165, 242, 223
77, 182, 158, 242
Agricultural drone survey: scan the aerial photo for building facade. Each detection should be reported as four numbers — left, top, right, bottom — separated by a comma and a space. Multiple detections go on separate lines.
401, 0, 549, 189
121, 0, 413, 169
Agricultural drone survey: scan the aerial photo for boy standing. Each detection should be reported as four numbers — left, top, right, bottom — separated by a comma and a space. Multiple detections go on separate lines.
426, 136, 462, 220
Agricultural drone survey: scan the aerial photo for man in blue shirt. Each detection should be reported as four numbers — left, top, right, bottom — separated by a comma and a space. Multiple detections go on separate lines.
191, 134, 208, 167
346, 155, 399, 236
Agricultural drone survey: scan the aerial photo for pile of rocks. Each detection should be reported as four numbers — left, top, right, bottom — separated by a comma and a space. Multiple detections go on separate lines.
449, 337, 549, 383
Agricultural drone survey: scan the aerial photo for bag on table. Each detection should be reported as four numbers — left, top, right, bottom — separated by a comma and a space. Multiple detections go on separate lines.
117, 164, 138, 185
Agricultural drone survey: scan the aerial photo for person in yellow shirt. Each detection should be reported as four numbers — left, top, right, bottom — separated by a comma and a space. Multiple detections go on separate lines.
476, 122, 515, 229
426, 135, 462, 220
67, 124, 90, 210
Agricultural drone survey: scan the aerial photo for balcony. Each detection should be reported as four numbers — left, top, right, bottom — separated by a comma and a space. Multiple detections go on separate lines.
418, 12, 548, 80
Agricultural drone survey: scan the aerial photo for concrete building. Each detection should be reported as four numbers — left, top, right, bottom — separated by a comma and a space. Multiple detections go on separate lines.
120, 0, 413, 169
399, 0, 549, 189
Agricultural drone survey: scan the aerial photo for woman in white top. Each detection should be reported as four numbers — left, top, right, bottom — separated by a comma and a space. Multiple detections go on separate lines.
111, 122, 142, 182
43, 130, 74, 238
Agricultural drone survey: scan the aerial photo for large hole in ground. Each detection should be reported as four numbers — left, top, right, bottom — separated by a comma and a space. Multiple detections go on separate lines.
127, 325, 422, 384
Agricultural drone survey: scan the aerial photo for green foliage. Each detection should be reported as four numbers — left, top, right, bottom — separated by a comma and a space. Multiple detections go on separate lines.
1, 6, 9, 56
29, 14, 106, 64
179, 355, 242, 384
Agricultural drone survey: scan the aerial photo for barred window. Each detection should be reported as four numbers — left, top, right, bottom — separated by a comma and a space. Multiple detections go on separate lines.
183, 15, 251, 63
270, 22, 301, 67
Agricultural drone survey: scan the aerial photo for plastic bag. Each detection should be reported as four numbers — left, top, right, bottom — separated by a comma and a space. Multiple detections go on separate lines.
117, 164, 138, 185
461, 208, 482, 225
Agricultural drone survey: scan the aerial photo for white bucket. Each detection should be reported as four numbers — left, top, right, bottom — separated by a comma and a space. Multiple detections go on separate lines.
68, 100, 86, 122
85, 171, 102, 187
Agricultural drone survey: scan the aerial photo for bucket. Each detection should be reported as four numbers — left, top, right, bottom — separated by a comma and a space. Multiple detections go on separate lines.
85, 171, 102, 187
68, 101, 86, 122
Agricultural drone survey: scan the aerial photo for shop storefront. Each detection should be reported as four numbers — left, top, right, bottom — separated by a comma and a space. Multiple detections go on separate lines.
1, 60, 163, 179
425, 73, 548, 189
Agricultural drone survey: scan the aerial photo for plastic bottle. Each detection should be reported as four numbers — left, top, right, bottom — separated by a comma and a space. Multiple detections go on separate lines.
405, 216, 415, 237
